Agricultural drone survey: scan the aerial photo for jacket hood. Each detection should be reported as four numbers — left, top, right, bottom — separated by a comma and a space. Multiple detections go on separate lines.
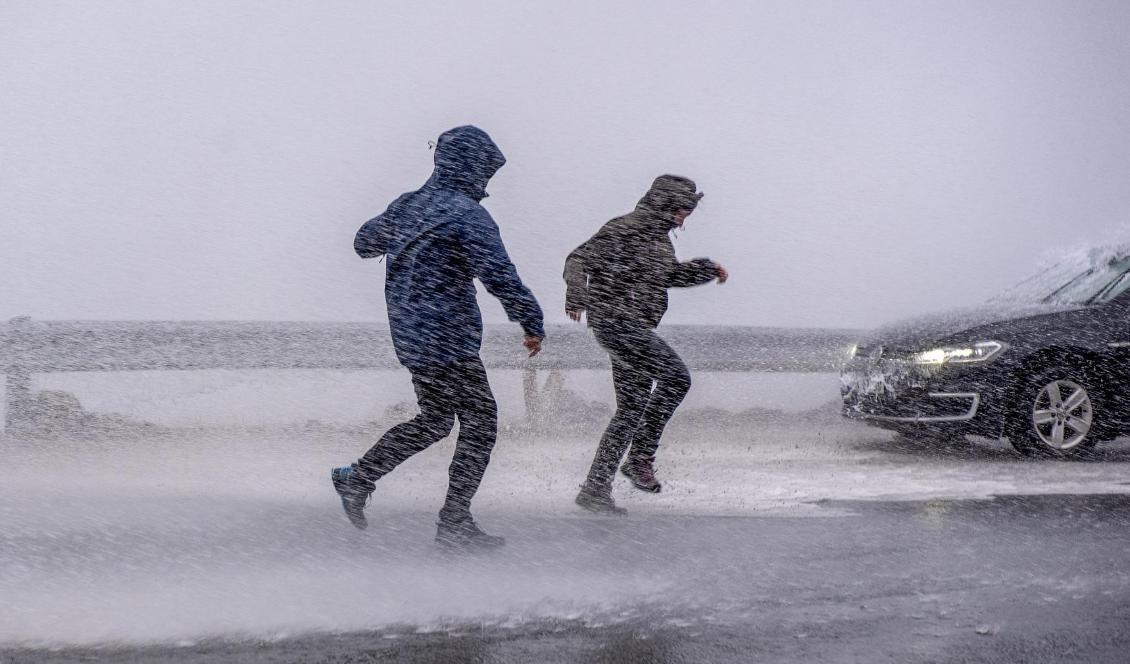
635, 175, 704, 230
426, 125, 506, 201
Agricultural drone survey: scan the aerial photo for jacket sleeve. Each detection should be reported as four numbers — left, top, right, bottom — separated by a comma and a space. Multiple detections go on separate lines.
354, 215, 390, 259
354, 194, 410, 258
667, 257, 720, 288
564, 226, 625, 310
461, 209, 546, 339
563, 240, 592, 311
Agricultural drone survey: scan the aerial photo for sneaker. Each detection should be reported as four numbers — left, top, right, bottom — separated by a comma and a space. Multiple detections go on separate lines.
620, 459, 662, 493
435, 519, 506, 550
575, 486, 627, 515
331, 466, 370, 530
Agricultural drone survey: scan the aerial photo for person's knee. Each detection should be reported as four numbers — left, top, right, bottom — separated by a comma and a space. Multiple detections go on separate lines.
460, 397, 498, 434
664, 364, 692, 399
480, 396, 498, 421
417, 411, 456, 439
611, 403, 645, 424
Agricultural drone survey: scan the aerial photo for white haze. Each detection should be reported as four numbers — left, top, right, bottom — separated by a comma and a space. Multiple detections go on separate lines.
6, 423, 1130, 647
3, 0, 1130, 328
7, 2, 1130, 652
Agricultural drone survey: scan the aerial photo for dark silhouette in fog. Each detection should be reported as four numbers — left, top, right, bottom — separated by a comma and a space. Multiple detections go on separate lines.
332, 126, 545, 549
564, 175, 727, 514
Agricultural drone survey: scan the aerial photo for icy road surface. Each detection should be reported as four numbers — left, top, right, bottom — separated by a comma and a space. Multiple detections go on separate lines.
3, 421, 1130, 655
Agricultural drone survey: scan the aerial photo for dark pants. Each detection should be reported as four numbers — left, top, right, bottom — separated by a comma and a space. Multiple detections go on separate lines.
353, 357, 498, 524
584, 324, 692, 493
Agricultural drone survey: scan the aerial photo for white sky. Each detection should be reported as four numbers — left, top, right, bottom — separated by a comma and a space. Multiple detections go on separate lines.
2, 0, 1128, 329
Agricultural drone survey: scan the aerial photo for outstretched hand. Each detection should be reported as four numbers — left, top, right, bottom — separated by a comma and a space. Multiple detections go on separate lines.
524, 334, 543, 358
715, 264, 729, 284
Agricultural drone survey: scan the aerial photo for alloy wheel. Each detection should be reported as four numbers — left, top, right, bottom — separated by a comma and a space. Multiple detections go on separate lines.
1031, 379, 1093, 450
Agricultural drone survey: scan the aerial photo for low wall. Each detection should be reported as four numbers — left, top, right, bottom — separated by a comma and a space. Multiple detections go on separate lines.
1, 318, 860, 430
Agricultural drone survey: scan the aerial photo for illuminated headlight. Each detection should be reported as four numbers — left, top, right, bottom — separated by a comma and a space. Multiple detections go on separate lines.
912, 341, 1005, 365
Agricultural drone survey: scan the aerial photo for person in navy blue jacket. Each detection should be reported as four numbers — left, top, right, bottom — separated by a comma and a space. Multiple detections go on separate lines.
332, 125, 544, 549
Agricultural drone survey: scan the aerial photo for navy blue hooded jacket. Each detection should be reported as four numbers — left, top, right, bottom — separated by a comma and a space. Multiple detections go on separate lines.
355, 126, 545, 370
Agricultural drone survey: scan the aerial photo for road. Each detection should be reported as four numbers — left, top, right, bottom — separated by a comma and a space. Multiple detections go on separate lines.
2, 423, 1130, 662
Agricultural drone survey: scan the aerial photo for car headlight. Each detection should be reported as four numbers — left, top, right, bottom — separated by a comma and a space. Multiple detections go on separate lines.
912, 341, 1005, 365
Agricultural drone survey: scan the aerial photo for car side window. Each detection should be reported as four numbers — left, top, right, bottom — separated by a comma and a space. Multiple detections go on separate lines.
1095, 270, 1130, 304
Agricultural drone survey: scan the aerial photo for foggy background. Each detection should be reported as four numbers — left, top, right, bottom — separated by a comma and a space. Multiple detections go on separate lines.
3, 0, 1129, 328
7, 4, 1130, 657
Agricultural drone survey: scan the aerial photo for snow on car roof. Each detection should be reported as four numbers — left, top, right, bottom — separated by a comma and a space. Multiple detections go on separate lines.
991, 241, 1130, 304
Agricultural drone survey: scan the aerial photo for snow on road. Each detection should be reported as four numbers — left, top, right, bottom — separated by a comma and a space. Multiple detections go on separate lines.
3, 421, 1130, 647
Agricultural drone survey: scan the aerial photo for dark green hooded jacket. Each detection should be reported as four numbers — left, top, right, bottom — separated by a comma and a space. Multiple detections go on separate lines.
563, 175, 720, 329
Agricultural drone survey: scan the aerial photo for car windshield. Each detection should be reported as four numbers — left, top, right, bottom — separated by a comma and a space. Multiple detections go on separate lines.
993, 250, 1130, 305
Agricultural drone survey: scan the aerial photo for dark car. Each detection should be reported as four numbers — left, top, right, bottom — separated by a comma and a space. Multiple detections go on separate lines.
842, 245, 1130, 457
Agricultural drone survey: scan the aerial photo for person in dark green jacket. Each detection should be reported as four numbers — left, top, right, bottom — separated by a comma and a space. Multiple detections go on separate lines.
564, 175, 728, 514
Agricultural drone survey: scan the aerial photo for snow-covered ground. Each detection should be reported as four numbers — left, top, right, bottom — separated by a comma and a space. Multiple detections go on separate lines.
3, 415, 1130, 648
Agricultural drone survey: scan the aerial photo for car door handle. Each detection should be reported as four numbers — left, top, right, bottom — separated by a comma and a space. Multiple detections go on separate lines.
1109, 342, 1130, 348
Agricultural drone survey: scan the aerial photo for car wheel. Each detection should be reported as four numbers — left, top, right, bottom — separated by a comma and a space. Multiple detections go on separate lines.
1009, 366, 1102, 459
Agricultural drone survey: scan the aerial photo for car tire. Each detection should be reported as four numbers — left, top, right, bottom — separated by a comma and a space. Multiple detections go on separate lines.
1008, 365, 1105, 459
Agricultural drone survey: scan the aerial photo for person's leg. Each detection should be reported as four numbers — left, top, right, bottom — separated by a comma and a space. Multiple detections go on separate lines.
582, 327, 689, 494
433, 357, 509, 548
352, 367, 457, 491
581, 354, 652, 496
625, 333, 691, 465
438, 357, 498, 525
332, 363, 456, 528
333, 367, 456, 529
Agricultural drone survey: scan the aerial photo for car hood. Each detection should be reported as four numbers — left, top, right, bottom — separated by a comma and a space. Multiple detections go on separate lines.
862, 302, 1084, 350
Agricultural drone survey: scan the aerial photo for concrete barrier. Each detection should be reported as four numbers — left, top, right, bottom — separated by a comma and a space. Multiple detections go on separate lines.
1, 318, 859, 431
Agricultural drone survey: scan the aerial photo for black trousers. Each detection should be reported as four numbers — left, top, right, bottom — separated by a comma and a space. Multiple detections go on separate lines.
584, 324, 692, 493
353, 357, 498, 524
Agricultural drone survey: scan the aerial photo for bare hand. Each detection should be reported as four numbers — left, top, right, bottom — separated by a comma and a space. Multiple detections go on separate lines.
715, 264, 729, 284
524, 335, 543, 358
566, 308, 583, 322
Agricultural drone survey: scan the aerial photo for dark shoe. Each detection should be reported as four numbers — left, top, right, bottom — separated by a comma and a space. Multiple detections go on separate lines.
331, 466, 370, 530
620, 459, 662, 493
435, 519, 506, 550
575, 486, 627, 515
